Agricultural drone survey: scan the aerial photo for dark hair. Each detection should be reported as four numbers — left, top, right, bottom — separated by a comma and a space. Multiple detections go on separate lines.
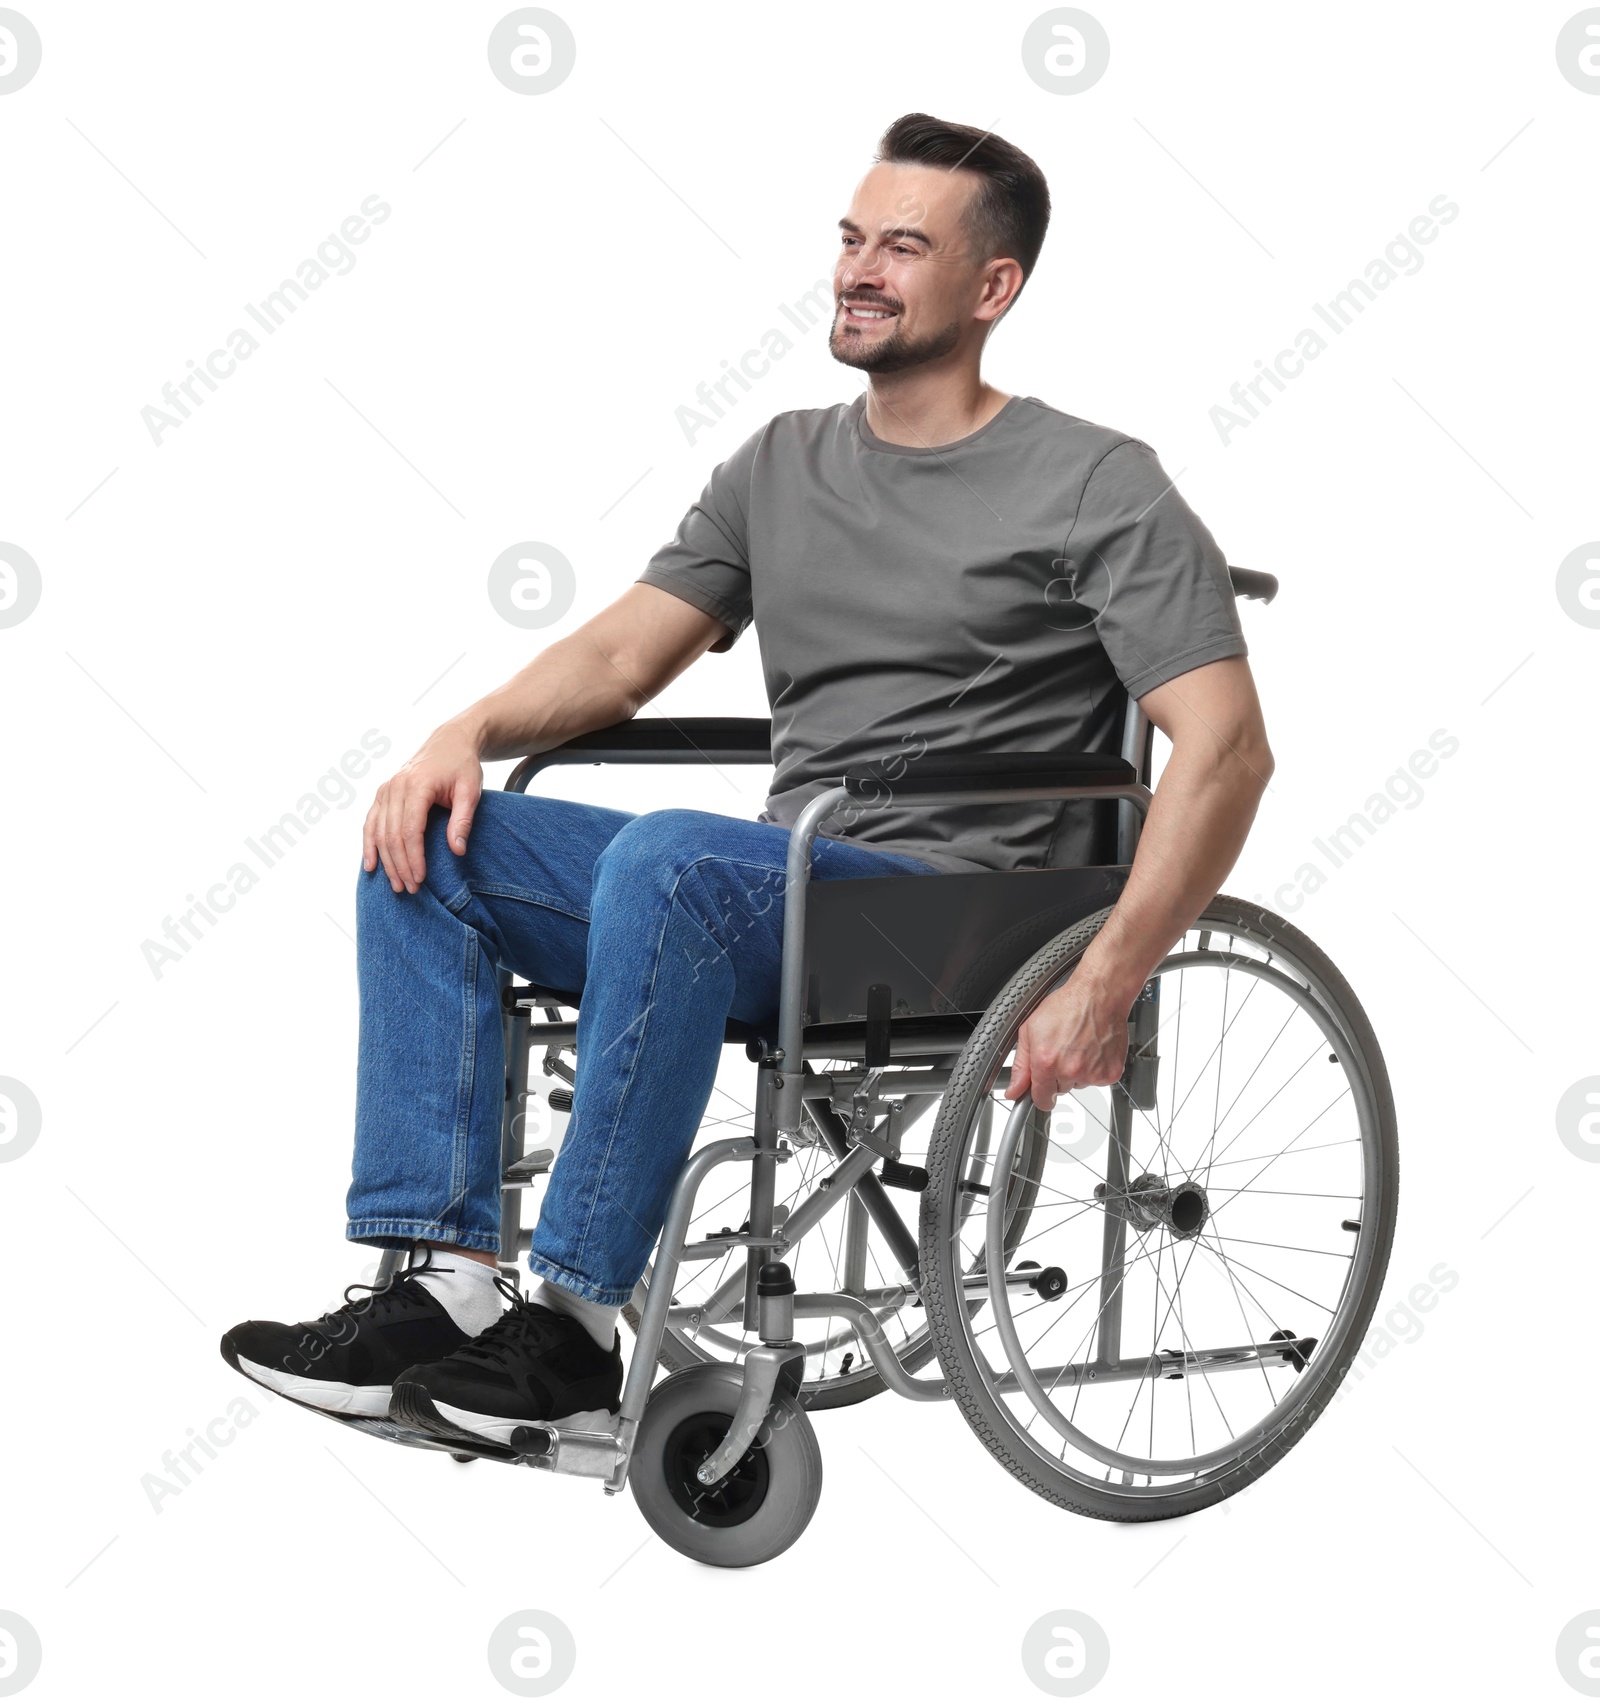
874, 113, 1051, 303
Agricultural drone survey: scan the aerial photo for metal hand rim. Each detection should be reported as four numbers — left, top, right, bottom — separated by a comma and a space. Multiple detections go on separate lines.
977, 931, 1384, 1484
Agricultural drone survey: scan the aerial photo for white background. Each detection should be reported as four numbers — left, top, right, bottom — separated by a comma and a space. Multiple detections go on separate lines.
2, 2, 1597, 1702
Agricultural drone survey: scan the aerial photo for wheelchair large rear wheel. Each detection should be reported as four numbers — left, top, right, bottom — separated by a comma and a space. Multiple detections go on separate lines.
920, 896, 1398, 1522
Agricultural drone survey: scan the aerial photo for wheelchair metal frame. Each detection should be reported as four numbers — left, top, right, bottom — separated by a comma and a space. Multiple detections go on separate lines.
370, 569, 1283, 1500
473, 714, 1157, 1496
616, 768, 1155, 1491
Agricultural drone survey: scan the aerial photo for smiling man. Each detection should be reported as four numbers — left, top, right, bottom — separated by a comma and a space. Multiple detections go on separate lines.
222, 113, 1273, 1451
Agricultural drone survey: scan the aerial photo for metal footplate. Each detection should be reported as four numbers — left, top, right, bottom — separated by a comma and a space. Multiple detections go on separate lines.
326, 1405, 626, 1474
327, 1412, 486, 1456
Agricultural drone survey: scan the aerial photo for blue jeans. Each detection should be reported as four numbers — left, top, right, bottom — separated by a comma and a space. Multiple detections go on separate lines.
346, 792, 939, 1305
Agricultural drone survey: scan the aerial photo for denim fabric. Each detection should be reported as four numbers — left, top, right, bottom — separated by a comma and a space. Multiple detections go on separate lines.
346, 792, 938, 1304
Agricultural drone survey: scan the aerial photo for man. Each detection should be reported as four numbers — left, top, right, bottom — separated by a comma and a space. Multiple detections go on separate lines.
222, 114, 1273, 1449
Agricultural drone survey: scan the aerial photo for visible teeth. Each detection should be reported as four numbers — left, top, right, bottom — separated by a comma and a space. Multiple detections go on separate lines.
847, 307, 891, 318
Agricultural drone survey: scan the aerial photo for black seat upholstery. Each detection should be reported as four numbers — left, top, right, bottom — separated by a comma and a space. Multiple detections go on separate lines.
799, 863, 1128, 1026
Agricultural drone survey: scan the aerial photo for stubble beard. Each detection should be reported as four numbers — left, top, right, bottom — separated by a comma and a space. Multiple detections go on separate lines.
828, 306, 962, 374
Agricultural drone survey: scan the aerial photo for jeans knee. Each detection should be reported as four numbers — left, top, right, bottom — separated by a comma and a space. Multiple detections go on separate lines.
592, 808, 710, 894
592, 811, 786, 960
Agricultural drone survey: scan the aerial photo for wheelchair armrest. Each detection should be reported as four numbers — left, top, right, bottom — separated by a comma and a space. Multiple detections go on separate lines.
1228, 565, 1278, 604
842, 751, 1136, 798
506, 716, 772, 792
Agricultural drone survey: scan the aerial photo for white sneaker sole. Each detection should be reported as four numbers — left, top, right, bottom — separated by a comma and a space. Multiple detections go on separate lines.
431, 1399, 615, 1445
237, 1354, 392, 1418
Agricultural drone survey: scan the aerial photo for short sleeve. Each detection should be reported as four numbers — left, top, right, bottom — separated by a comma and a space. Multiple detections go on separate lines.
1064, 440, 1246, 699
636, 429, 761, 653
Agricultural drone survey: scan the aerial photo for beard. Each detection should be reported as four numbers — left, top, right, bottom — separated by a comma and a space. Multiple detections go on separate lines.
828, 305, 962, 374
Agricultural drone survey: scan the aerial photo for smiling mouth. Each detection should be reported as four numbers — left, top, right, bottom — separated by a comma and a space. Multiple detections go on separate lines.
840, 301, 898, 325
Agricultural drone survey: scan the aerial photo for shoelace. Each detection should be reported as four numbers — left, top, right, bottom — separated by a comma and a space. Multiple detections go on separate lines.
446, 1284, 567, 1372
309, 1247, 453, 1336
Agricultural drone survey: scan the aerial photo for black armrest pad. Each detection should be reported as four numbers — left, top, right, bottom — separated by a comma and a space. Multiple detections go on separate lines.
542, 717, 773, 759
505, 716, 772, 792
843, 751, 1136, 798
1227, 565, 1279, 603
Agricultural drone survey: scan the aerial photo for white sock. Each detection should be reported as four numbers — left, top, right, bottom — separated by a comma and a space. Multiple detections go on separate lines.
534, 1280, 619, 1350
409, 1247, 506, 1337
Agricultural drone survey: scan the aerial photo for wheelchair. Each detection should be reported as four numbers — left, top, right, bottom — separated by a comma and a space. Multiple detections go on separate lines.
351, 566, 1399, 1567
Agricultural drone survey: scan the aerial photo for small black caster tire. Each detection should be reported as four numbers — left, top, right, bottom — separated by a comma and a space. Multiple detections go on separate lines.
630, 1364, 821, 1567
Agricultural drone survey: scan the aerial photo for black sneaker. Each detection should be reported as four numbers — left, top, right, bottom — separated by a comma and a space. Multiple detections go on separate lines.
219, 1251, 480, 1418
390, 1292, 623, 1447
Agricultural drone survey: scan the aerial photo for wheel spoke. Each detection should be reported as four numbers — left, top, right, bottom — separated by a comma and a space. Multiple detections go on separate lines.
1193, 1233, 1338, 1317
1199, 1037, 1332, 1188
925, 915, 1386, 1497
635, 911, 1390, 1509
1195, 1007, 1302, 1180
1204, 1088, 1357, 1214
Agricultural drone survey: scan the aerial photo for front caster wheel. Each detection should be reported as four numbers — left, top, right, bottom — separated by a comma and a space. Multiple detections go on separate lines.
630, 1364, 822, 1567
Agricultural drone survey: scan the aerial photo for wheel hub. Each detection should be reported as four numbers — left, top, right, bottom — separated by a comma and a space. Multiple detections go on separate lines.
1123, 1173, 1210, 1240
662, 1412, 770, 1527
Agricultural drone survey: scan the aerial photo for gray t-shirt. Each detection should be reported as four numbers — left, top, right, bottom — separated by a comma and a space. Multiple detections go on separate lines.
637, 393, 1246, 874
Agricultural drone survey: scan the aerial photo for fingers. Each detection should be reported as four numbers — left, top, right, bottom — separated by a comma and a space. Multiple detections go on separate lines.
1009, 1021, 1076, 1112
362, 796, 380, 873
1013, 983, 1136, 1111
366, 756, 481, 894
400, 796, 429, 891
446, 774, 481, 856
1029, 1059, 1062, 1114
376, 785, 408, 893
369, 785, 405, 892
1008, 1024, 1065, 1110
373, 780, 420, 894
1005, 1029, 1031, 1100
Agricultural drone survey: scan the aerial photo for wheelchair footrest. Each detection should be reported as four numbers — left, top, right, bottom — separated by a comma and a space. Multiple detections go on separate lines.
325, 1412, 481, 1456
502, 1146, 557, 1188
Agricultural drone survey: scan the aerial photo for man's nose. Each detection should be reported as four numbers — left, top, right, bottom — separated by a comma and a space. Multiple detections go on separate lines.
840, 246, 885, 291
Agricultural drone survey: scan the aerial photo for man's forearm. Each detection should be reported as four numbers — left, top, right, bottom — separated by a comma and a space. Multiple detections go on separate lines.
446, 631, 644, 763
1073, 737, 1272, 1008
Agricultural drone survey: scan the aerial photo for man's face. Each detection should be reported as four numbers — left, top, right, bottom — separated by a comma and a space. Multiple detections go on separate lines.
830, 162, 994, 374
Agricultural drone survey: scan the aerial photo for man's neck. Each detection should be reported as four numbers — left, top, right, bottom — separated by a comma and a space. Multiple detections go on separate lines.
861, 368, 1012, 449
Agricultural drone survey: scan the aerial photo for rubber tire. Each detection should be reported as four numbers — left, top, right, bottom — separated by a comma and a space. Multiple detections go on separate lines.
629, 1364, 823, 1567
919, 895, 1399, 1524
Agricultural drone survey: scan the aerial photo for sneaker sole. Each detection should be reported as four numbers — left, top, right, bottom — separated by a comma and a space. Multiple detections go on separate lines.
390, 1379, 614, 1447
221, 1334, 392, 1419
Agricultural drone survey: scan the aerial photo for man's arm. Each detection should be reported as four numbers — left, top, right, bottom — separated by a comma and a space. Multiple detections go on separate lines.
363, 584, 731, 894
1006, 654, 1274, 1109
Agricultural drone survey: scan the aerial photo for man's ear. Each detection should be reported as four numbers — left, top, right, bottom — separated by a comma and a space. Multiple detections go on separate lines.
977, 257, 1025, 323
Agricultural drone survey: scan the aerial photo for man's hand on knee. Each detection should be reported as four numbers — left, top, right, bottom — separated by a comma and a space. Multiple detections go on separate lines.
363, 720, 483, 893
